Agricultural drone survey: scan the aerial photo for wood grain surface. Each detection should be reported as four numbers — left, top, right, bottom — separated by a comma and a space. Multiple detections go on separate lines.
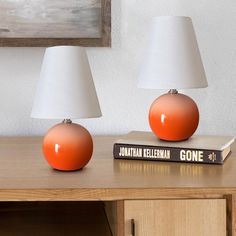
0, 135, 235, 235
0, 0, 101, 38
124, 199, 226, 236
0, 136, 235, 200
0, 0, 111, 47
105, 201, 124, 236
225, 194, 236, 236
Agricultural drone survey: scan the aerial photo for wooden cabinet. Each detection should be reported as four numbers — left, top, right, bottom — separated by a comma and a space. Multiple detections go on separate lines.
124, 199, 226, 236
0, 136, 235, 235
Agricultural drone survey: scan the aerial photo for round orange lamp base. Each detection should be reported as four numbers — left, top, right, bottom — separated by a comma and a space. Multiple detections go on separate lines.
43, 122, 93, 171
149, 92, 199, 141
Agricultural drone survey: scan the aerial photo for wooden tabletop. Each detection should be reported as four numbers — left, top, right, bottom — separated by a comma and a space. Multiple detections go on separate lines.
0, 136, 236, 201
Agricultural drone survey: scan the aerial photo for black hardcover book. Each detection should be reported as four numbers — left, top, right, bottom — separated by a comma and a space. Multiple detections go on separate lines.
113, 131, 235, 164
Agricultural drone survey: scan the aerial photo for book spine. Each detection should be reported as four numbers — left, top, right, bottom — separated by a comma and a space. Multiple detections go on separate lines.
113, 143, 223, 164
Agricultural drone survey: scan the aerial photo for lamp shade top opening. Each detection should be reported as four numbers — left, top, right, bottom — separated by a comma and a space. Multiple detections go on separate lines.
138, 16, 208, 89
31, 46, 102, 119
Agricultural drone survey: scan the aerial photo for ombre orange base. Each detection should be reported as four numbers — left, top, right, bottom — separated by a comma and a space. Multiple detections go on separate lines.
43, 122, 93, 171
149, 92, 199, 141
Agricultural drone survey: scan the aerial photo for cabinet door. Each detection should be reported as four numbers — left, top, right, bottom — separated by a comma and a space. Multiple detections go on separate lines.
125, 199, 226, 236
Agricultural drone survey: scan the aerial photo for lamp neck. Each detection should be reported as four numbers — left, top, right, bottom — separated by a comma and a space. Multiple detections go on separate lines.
168, 89, 178, 94
62, 119, 72, 124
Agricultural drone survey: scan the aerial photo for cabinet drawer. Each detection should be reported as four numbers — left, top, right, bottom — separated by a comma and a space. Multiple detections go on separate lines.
124, 199, 226, 236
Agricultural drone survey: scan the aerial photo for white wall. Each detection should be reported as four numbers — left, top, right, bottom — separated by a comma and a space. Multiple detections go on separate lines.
0, 0, 235, 136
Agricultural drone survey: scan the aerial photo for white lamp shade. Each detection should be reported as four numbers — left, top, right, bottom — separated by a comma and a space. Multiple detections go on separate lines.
138, 16, 208, 89
31, 46, 102, 119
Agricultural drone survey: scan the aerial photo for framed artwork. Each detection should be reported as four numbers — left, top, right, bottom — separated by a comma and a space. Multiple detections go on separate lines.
0, 0, 111, 47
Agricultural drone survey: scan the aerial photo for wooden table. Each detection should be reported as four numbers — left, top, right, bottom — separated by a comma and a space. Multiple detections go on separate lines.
0, 136, 235, 236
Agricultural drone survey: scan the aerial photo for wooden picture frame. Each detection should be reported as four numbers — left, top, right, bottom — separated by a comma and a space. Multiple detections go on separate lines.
0, 0, 111, 47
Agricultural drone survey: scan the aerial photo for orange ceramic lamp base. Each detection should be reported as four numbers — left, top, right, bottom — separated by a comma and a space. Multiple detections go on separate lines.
149, 91, 199, 141
43, 121, 93, 171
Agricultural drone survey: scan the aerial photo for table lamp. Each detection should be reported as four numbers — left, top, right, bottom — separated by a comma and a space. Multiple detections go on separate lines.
138, 16, 208, 141
31, 46, 102, 171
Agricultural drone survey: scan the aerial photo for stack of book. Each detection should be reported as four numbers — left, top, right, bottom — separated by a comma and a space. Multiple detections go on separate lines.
113, 131, 235, 164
